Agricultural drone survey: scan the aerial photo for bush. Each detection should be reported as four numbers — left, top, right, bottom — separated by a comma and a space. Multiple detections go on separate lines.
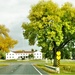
0, 51, 6, 59
61, 65, 75, 73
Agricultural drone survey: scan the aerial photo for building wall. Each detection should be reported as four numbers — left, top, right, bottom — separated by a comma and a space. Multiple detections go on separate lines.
33, 51, 42, 59
6, 52, 17, 60
6, 51, 42, 60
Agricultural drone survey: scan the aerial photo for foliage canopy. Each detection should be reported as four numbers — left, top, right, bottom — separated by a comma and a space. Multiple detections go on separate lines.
22, 0, 75, 50
22, 0, 75, 66
0, 25, 18, 53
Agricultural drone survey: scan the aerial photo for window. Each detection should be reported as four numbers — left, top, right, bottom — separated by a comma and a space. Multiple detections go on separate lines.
12, 57, 14, 58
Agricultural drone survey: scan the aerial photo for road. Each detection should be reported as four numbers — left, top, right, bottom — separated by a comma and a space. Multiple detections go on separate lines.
0, 62, 48, 75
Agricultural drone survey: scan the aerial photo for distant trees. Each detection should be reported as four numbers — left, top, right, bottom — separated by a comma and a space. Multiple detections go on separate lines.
72, 49, 75, 59
0, 25, 18, 59
22, 0, 75, 66
31, 49, 34, 52
28, 54, 34, 59
0, 51, 6, 59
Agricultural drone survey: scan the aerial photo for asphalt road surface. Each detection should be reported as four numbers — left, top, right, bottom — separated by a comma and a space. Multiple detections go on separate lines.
0, 62, 48, 75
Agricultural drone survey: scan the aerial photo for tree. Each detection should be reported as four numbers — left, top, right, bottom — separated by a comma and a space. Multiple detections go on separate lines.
72, 48, 75, 59
28, 54, 34, 59
0, 51, 6, 59
0, 25, 18, 53
31, 49, 34, 52
61, 41, 75, 59
44, 50, 53, 60
22, 0, 75, 66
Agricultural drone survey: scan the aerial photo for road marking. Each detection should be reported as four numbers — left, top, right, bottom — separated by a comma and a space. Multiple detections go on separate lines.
32, 64, 43, 75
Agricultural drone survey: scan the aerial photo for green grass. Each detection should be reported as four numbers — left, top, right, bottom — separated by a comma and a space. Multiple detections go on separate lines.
34, 59, 75, 75
0, 64, 9, 66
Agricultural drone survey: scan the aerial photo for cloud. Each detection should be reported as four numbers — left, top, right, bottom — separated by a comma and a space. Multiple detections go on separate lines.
0, 0, 40, 51
53, 0, 75, 7
0, 0, 39, 28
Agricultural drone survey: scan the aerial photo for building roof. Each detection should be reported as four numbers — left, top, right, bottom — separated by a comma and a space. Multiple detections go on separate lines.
12, 50, 34, 53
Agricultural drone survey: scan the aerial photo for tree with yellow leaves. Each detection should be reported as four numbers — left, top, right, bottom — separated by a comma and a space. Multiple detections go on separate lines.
0, 25, 18, 59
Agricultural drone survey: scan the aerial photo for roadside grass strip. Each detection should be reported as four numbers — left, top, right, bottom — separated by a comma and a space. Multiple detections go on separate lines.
0, 64, 9, 66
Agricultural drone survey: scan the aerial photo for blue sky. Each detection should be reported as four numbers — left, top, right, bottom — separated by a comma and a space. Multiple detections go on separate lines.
0, 0, 75, 51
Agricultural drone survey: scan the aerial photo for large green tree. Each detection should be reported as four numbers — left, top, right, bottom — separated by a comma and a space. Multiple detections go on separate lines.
22, 0, 75, 66
61, 40, 75, 59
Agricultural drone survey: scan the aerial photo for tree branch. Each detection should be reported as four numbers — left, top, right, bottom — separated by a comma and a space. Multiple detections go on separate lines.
57, 37, 73, 50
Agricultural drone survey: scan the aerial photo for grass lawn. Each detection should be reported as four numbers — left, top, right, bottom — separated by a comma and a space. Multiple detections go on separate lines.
34, 59, 75, 75
0, 64, 9, 67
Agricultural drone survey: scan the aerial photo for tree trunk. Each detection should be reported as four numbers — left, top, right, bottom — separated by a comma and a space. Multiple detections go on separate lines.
53, 49, 58, 66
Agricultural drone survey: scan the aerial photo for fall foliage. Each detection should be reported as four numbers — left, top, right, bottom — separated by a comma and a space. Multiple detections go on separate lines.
0, 25, 18, 53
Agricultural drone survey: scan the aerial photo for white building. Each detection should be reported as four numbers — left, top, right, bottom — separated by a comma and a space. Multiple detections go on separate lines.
33, 51, 42, 59
6, 50, 42, 60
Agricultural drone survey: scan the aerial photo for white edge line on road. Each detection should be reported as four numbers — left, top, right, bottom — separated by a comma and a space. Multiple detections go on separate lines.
32, 64, 43, 75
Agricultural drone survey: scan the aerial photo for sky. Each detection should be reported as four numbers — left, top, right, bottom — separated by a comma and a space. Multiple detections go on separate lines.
0, 0, 75, 51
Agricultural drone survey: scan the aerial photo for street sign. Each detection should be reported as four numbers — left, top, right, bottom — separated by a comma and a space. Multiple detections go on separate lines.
56, 51, 61, 56
56, 51, 61, 66
56, 56, 61, 60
